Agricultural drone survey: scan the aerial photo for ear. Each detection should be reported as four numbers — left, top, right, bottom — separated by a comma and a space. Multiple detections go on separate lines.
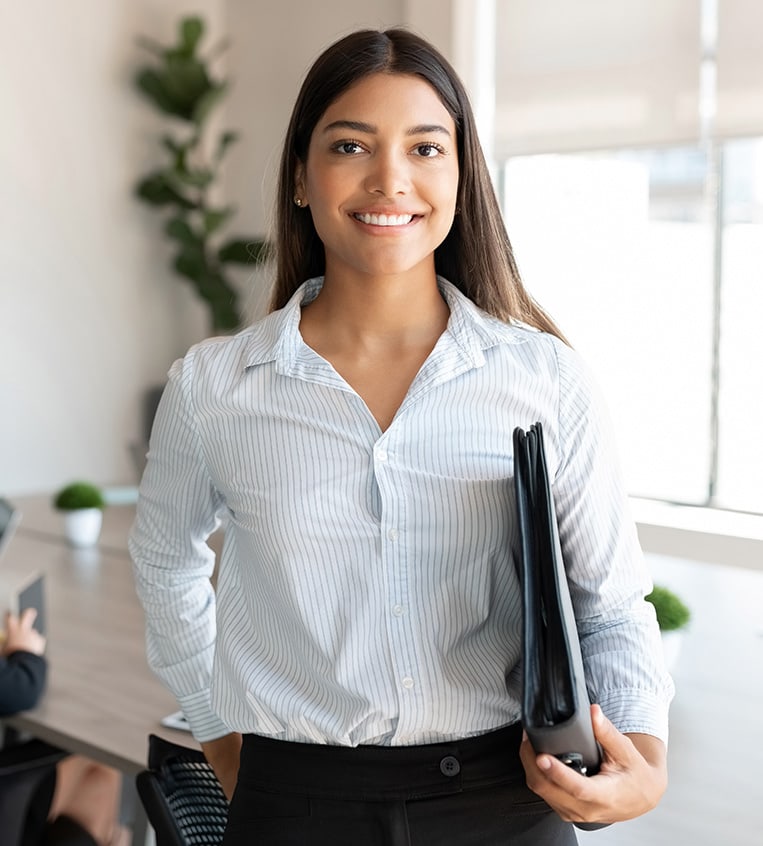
294, 161, 308, 208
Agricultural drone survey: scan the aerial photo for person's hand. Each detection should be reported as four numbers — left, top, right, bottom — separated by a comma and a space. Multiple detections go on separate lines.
2, 609, 46, 656
201, 732, 243, 801
520, 704, 667, 825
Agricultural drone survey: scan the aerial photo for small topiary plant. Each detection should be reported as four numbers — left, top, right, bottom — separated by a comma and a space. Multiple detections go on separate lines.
53, 482, 105, 511
646, 585, 691, 632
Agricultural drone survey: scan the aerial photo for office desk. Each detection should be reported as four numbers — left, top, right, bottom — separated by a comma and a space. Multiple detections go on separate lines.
1, 533, 193, 772
13, 493, 137, 557
2, 498, 203, 843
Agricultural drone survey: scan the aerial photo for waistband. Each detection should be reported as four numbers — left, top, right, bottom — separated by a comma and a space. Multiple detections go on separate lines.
238, 722, 524, 801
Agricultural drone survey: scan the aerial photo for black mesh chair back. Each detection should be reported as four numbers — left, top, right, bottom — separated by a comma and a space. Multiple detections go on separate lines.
136, 734, 228, 846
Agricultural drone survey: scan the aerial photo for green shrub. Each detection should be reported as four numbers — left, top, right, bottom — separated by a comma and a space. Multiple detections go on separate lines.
646, 585, 691, 631
53, 481, 105, 510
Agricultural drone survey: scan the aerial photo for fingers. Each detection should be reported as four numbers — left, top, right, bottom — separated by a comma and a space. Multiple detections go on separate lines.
5, 608, 38, 640
521, 707, 665, 824
3, 608, 46, 656
19, 607, 39, 628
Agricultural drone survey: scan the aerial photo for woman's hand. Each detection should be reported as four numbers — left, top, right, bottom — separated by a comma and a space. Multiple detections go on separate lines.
2, 609, 46, 656
520, 704, 667, 825
201, 732, 243, 801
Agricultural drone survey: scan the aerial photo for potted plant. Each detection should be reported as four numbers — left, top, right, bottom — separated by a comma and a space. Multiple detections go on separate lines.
53, 482, 105, 547
646, 584, 691, 671
133, 15, 268, 335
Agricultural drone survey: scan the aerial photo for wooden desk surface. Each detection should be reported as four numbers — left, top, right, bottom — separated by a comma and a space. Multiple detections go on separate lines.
13, 493, 137, 557
2, 504, 197, 774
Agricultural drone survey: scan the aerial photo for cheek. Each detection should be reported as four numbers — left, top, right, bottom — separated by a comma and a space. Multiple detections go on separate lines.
436, 172, 460, 217
305, 165, 349, 205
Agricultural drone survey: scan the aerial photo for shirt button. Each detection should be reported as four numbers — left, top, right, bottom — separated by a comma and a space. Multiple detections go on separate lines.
387, 528, 399, 541
392, 604, 404, 617
376, 449, 388, 462
402, 676, 415, 689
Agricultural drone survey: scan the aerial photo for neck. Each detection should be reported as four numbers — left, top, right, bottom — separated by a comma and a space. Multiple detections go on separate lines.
302, 267, 448, 344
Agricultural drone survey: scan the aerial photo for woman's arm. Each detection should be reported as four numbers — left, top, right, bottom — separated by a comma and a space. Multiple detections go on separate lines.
520, 704, 667, 824
201, 733, 243, 801
129, 353, 230, 742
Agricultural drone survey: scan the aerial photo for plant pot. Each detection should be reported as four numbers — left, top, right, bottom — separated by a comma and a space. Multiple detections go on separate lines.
62, 508, 103, 548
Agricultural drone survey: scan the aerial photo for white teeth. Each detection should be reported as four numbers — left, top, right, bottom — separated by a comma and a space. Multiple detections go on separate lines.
354, 213, 413, 226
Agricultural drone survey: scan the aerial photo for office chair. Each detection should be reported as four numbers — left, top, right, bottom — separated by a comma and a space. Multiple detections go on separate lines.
136, 734, 228, 846
0, 735, 69, 846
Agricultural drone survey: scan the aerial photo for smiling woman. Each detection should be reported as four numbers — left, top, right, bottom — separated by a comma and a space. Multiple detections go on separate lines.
294, 73, 459, 289
130, 27, 674, 846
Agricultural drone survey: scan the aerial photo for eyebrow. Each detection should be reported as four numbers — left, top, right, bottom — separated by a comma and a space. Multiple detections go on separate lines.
322, 120, 452, 137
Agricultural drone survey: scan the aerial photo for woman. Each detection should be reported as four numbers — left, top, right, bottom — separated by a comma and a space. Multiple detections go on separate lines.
1, 609, 126, 846
130, 28, 674, 845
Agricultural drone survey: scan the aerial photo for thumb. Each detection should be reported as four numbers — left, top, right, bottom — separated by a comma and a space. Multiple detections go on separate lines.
591, 704, 632, 764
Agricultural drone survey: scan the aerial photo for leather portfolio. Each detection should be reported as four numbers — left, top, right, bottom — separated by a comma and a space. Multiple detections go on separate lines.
512, 422, 602, 777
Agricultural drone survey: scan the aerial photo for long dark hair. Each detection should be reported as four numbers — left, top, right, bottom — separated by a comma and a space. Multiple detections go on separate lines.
270, 27, 566, 341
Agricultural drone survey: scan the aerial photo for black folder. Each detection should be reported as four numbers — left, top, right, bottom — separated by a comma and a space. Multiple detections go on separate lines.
512, 422, 602, 777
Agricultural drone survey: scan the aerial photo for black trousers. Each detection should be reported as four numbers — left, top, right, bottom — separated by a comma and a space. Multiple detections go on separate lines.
223, 723, 576, 845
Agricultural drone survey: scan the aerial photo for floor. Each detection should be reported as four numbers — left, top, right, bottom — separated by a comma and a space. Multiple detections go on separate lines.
577, 553, 763, 846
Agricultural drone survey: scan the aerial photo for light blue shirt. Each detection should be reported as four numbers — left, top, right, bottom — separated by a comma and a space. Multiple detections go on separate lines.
129, 277, 674, 745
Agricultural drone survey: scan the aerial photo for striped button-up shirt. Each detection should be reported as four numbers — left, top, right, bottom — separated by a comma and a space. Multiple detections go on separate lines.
129, 277, 674, 745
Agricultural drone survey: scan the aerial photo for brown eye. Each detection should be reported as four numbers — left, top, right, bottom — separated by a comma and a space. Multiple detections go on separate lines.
333, 141, 364, 155
415, 143, 445, 158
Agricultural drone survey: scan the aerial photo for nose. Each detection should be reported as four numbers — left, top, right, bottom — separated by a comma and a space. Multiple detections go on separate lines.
363, 148, 411, 197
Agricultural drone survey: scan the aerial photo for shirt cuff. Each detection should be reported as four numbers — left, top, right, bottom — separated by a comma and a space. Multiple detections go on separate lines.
596, 687, 673, 746
178, 688, 233, 742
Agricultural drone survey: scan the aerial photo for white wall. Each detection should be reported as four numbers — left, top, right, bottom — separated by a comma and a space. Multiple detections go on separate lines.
1, 0, 463, 496
1, 0, 225, 495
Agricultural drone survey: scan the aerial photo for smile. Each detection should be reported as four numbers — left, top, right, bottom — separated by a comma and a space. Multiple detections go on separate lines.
352, 213, 415, 226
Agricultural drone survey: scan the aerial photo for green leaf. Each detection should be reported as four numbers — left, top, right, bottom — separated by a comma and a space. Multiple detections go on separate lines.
135, 172, 196, 209
172, 167, 214, 190
172, 255, 240, 331
135, 69, 184, 117
203, 207, 233, 235
198, 269, 240, 331
165, 217, 199, 246
173, 244, 208, 282
192, 81, 228, 126
179, 17, 204, 57
162, 58, 214, 118
215, 130, 239, 163
218, 238, 268, 264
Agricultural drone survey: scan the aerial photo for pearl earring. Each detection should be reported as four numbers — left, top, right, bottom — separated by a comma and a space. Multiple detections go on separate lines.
294, 196, 303, 207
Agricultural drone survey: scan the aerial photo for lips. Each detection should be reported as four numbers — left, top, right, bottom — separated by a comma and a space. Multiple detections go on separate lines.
352, 212, 415, 226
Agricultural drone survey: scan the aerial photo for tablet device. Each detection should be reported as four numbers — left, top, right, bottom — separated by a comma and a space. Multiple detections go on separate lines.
14, 572, 46, 637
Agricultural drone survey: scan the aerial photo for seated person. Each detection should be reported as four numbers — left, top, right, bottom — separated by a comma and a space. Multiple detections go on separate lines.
1, 608, 127, 846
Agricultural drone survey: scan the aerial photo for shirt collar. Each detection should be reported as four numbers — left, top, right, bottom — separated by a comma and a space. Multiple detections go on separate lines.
241, 276, 518, 373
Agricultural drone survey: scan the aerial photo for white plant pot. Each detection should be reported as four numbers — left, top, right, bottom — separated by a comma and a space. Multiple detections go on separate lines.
62, 508, 103, 548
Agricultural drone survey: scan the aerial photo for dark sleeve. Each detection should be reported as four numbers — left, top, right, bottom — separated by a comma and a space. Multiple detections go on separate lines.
0, 652, 48, 716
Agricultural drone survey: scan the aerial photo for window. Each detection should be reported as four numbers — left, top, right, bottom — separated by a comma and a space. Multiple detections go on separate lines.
479, 0, 763, 516
716, 138, 763, 512
501, 139, 763, 513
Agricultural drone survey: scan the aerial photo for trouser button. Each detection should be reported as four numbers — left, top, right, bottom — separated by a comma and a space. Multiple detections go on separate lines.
439, 755, 461, 777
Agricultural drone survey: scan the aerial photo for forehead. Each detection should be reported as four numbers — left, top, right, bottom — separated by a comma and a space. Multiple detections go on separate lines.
315, 72, 455, 132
